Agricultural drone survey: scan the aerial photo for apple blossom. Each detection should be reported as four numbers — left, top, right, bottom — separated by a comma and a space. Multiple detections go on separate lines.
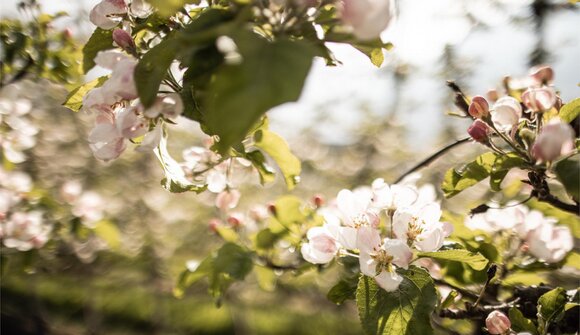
129, 0, 153, 18
529, 64, 554, 86
136, 124, 163, 152
88, 109, 127, 161
521, 86, 557, 113
491, 96, 522, 131
467, 119, 490, 143
1, 211, 51, 251
116, 106, 148, 139
143, 94, 184, 120
112, 28, 136, 54
392, 203, 448, 252
301, 223, 340, 264
335, 188, 379, 249
371, 178, 418, 214
357, 226, 412, 291
468, 96, 489, 119
527, 222, 573, 263
71, 191, 105, 228
61, 181, 83, 204
340, 0, 395, 41
90, 0, 127, 30
485, 311, 511, 335
531, 119, 575, 162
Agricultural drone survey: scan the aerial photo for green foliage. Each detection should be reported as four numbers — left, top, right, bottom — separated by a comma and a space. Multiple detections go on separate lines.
559, 98, 580, 123
327, 277, 358, 305
205, 31, 316, 153
509, 307, 538, 334
135, 37, 179, 108
253, 129, 302, 190
147, 0, 201, 17
175, 242, 254, 300
63, 76, 108, 112
356, 267, 437, 335
442, 152, 529, 197
83, 28, 114, 74
554, 155, 580, 200
418, 250, 489, 271
537, 287, 567, 334
245, 150, 276, 185
93, 220, 121, 250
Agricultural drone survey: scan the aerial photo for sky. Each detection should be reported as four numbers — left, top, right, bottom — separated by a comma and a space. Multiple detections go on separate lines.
2, 0, 579, 149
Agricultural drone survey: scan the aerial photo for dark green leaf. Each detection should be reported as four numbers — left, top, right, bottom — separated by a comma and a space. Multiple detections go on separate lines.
63, 76, 108, 112
356, 266, 437, 335
135, 37, 179, 108
255, 228, 281, 250
83, 28, 114, 74
328, 277, 358, 305
554, 155, 580, 201
206, 31, 316, 153
213, 242, 254, 281
442, 152, 497, 198
418, 250, 489, 271
537, 287, 567, 334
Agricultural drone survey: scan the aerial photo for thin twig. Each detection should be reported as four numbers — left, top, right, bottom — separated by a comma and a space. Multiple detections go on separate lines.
394, 137, 471, 184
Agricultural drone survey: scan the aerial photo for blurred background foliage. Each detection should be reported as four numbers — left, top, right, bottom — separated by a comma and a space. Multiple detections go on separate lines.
1, 0, 579, 334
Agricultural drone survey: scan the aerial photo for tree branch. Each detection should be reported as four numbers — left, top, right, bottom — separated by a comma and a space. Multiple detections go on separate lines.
394, 137, 472, 184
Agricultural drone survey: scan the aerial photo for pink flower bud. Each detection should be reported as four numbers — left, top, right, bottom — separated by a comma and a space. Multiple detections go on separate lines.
312, 194, 324, 208
531, 120, 575, 162
467, 119, 489, 143
469, 96, 490, 119
529, 65, 554, 85
227, 213, 244, 228
521, 86, 557, 113
340, 0, 395, 40
112, 29, 136, 54
208, 218, 220, 233
267, 203, 277, 216
215, 189, 241, 211
485, 311, 511, 335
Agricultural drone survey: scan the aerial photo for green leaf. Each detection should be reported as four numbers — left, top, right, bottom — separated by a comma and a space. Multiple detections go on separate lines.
442, 152, 497, 198
146, 0, 200, 17
537, 287, 567, 333
254, 228, 281, 250
245, 150, 276, 185
254, 265, 276, 292
82, 28, 114, 74
215, 226, 238, 242
135, 37, 179, 108
63, 76, 108, 112
271, 195, 305, 229
213, 242, 254, 280
356, 266, 437, 335
354, 46, 384, 67
418, 250, 489, 271
563, 251, 580, 270
206, 31, 316, 153
328, 277, 358, 305
174, 257, 213, 298
559, 98, 580, 123
509, 307, 538, 335
440, 290, 458, 310
490, 153, 526, 192
554, 155, 580, 200
155, 131, 206, 193
253, 129, 301, 190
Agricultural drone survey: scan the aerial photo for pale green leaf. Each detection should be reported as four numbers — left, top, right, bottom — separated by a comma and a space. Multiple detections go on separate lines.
442, 152, 497, 198
63, 76, 108, 112
418, 249, 489, 271
509, 307, 538, 335
83, 28, 114, 74
253, 129, 301, 190
554, 155, 580, 200
559, 98, 580, 123
94, 220, 121, 250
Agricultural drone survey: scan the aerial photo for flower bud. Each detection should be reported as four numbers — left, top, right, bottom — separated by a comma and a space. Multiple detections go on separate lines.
529, 65, 554, 85
340, 0, 395, 41
521, 86, 557, 113
227, 213, 244, 228
208, 218, 220, 233
531, 120, 575, 162
467, 119, 489, 143
491, 96, 522, 131
312, 194, 324, 208
113, 29, 136, 54
485, 311, 511, 335
468, 96, 489, 119
267, 203, 277, 216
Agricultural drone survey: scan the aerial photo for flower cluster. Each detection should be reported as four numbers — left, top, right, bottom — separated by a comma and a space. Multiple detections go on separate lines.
0, 168, 51, 251
466, 65, 575, 164
465, 203, 573, 263
90, 0, 152, 31
82, 50, 183, 161
301, 177, 452, 291
0, 96, 38, 164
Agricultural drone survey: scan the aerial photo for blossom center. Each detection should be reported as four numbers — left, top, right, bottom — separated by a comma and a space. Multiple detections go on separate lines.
371, 249, 394, 275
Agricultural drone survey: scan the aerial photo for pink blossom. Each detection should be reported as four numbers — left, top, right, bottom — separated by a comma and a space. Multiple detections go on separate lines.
468, 96, 489, 119
215, 189, 241, 211
531, 119, 575, 162
301, 223, 340, 264
1, 211, 51, 251
392, 203, 447, 252
143, 94, 184, 120
112, 28, 136, 54
529, 65, 554, 86
340, 0, 395, 41
88, 109, 127, 161
491, 96, 522, 131
522, 86, 557, 113
90, 0, 127, 30
485, 311, 511, 335
527, 222, 573, 263
467, 119, 490, 143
